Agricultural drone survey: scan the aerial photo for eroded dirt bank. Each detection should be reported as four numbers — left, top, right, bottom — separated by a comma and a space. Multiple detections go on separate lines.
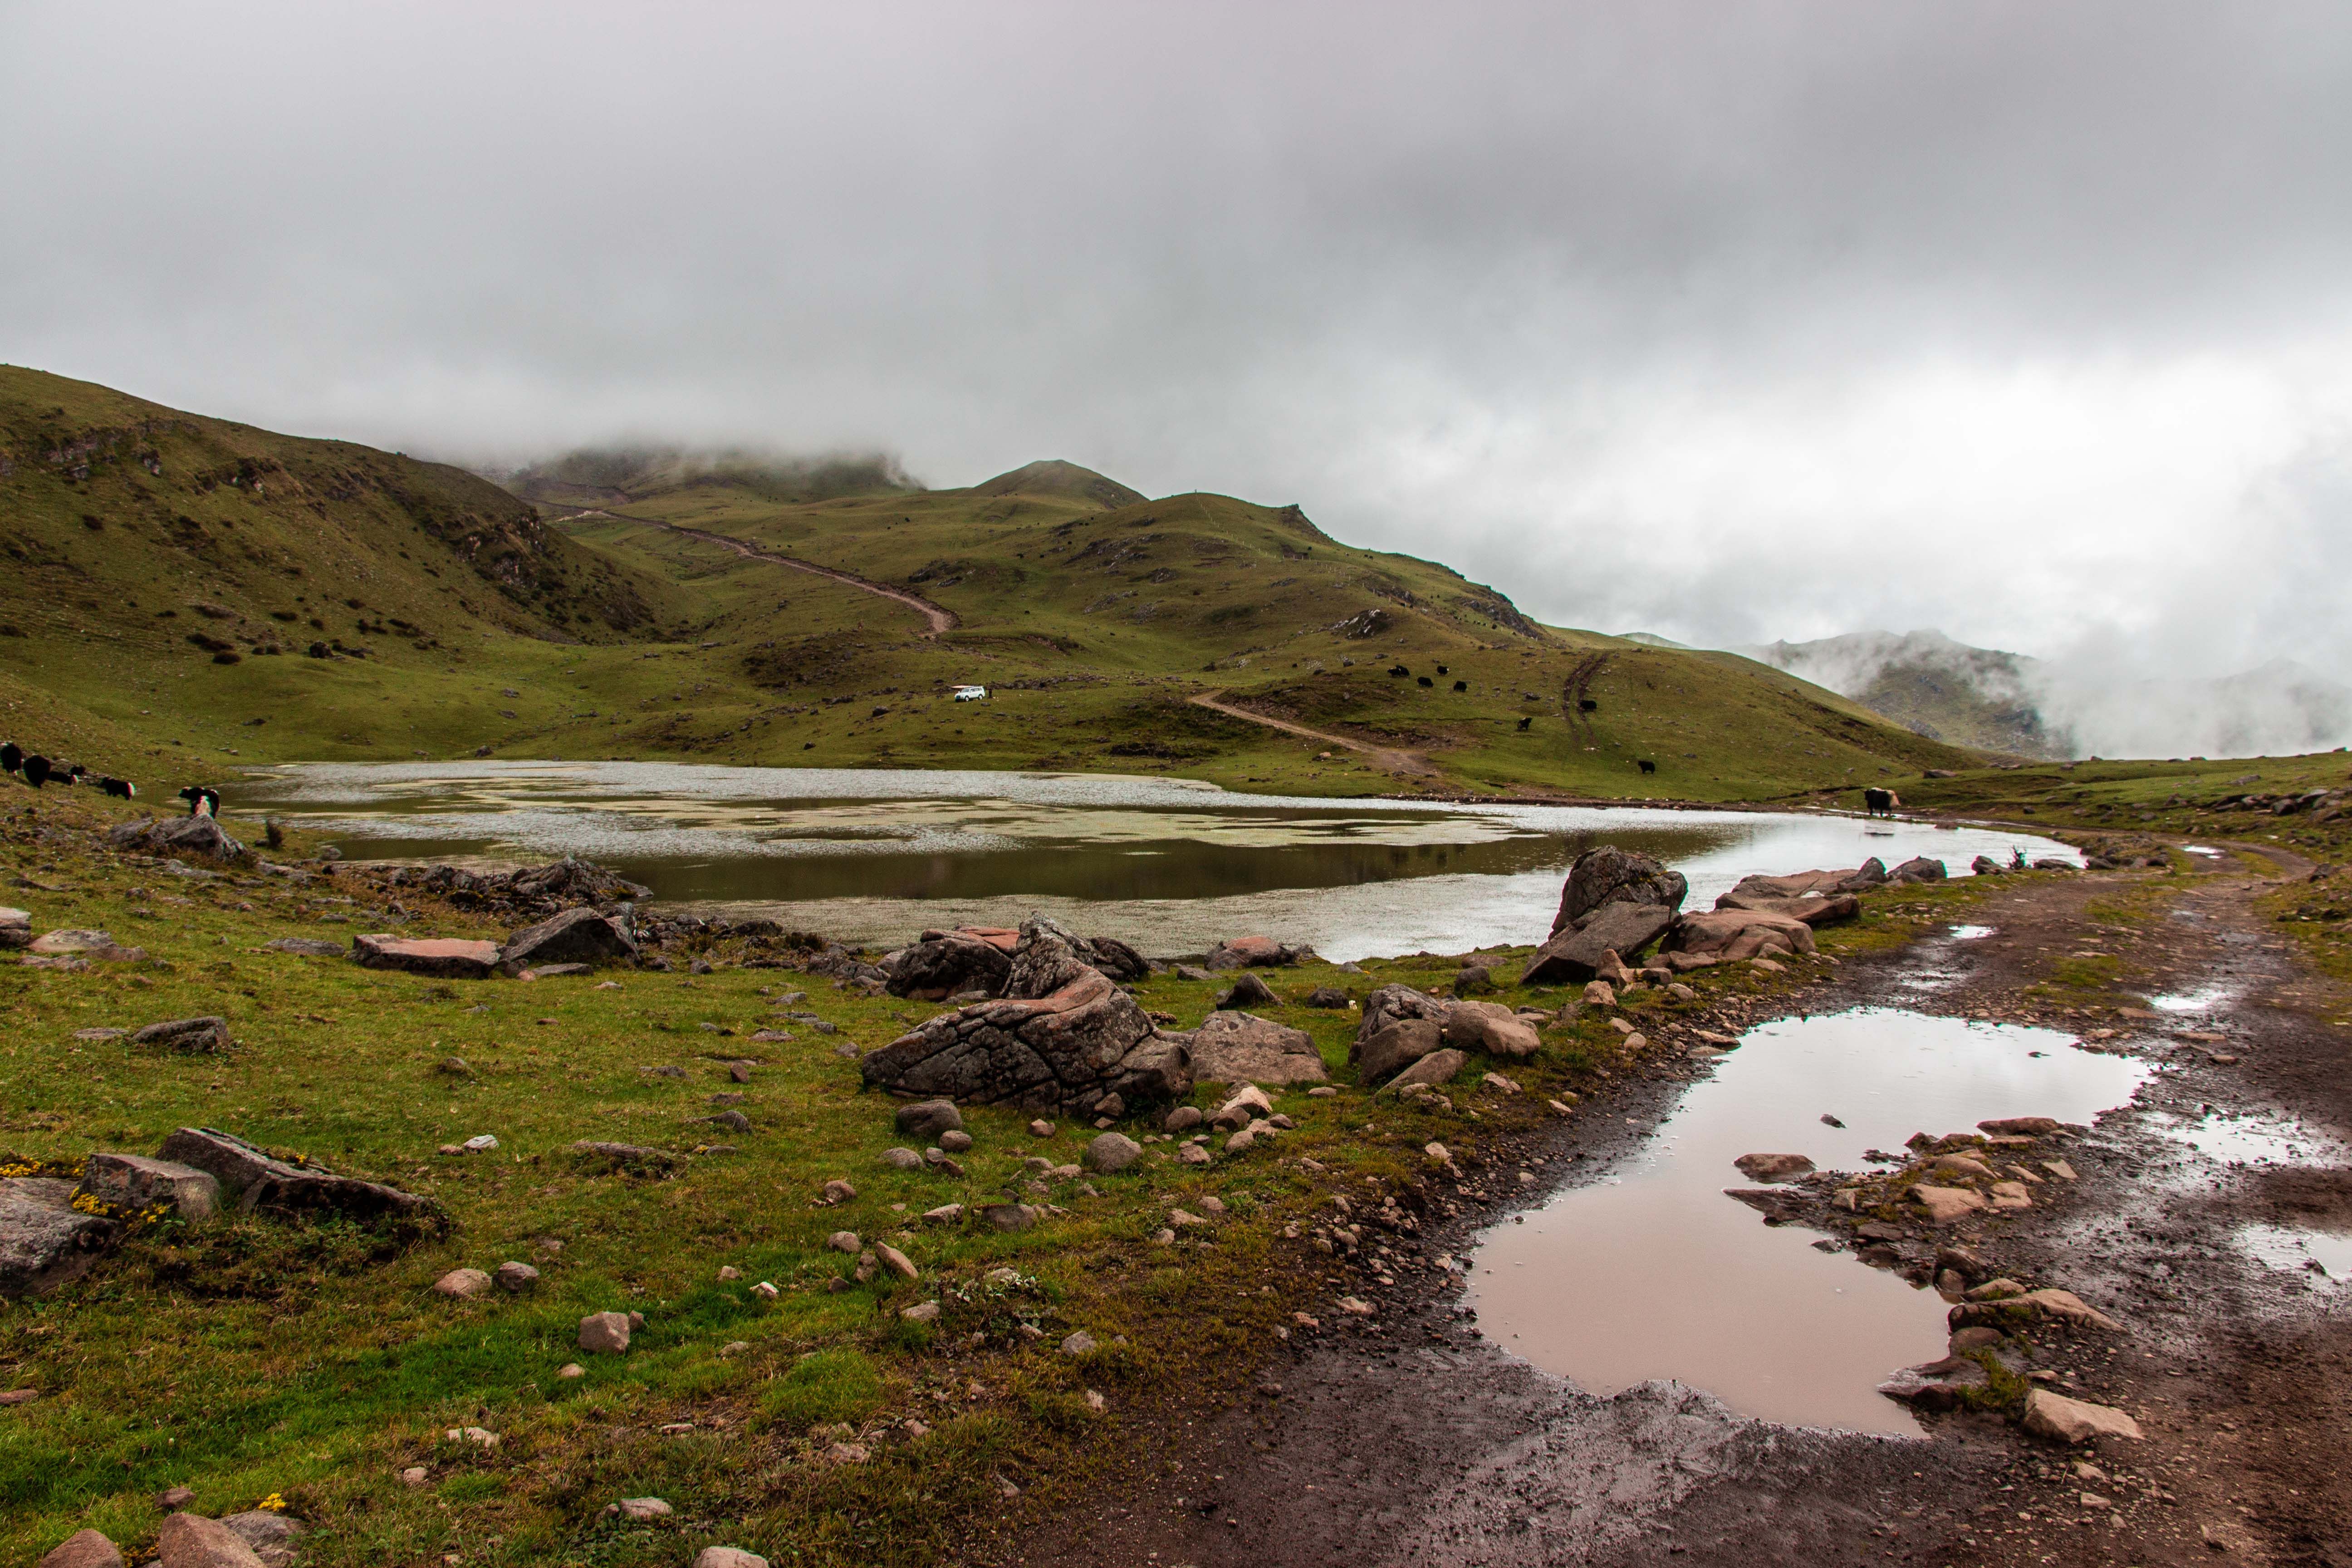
1014, 848, 2352, 1568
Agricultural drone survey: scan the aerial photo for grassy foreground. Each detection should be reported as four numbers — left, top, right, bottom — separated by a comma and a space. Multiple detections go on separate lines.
0, 782, 2057, 1566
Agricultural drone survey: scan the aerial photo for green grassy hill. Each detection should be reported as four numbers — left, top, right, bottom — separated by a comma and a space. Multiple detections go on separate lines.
0, 365, 1984, 800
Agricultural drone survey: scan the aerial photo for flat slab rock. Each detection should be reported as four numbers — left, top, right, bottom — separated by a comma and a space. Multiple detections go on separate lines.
0, 1177, 117, 1298
1520, 902, 1676, 984
353, 934, 503, 979
1182, 1011, 1328, 1084
156, 1127, 442, 1229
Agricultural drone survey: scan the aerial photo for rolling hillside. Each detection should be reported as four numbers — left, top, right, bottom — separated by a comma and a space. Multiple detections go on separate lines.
0, 366, 1982, 800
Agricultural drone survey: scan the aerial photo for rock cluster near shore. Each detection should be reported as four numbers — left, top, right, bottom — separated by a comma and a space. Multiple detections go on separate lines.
858, 915, 1193, 1118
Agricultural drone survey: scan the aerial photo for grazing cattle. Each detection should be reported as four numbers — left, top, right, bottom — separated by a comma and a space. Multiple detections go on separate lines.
178, 784, 221, 818
1451, 680, 1467, 692
56, 763, 88, 784
1387, 665, 1409, 676
1416, 676, 1434, 687
1636, 759, 1657, 775
1578, 699, 1599, 713
1435, 665, 1449, 675
21, 755, 51, 788
1515, 716, 1532, 731
0, 741, 19, 774
98, 777, 137, 799
1864, 787, 1900, 818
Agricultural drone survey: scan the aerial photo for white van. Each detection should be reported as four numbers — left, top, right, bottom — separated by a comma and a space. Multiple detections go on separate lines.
952, 685, 989, 701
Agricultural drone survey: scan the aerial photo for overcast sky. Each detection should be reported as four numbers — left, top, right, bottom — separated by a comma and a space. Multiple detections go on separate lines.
7, 2, 2352, 685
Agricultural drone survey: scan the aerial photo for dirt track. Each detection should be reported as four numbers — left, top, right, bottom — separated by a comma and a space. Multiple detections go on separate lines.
598, 510, 960, 637
1187, 691, 1438, 778
1014, 845, 2352, 1567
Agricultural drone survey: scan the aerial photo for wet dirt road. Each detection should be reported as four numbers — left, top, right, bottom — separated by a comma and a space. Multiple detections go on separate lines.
1013, 847, 2352, 1568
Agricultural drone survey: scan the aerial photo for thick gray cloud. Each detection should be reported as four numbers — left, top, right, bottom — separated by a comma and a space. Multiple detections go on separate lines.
7, 2, 2352, 710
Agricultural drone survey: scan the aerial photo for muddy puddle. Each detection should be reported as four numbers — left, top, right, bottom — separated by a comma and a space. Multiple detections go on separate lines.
227, 761, 2078, 960
1467, 1008, 2148, 1435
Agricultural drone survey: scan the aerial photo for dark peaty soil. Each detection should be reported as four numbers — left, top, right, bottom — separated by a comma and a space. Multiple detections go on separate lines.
1009, 846, 2352, 1568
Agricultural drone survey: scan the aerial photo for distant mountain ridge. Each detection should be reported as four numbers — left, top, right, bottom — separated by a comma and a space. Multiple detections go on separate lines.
1742, 628, 2352, 760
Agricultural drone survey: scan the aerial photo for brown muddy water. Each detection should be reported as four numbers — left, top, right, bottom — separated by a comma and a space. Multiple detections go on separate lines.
1466, 1008, 2148, 1435
227, 762, 2078, 960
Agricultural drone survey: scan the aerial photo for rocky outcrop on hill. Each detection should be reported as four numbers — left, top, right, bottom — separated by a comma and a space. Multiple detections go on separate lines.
859, 916, 1191, 1118
103, 815, 248, 863
351, 857, 650, 921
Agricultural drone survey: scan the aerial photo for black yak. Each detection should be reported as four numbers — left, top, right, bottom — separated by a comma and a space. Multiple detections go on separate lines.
1416, 676, 1433, 687
0, 742, 19, 774
1637, 759, 1656, 775
1515, 716, 1532, 730
21, 755, 51, 788
1451, 680, 1467, 692
99, 777, 137, 799
1578, 698, 1598, 713
1864, 787, 1900, 817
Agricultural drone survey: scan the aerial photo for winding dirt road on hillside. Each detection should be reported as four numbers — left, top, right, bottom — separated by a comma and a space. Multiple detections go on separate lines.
594, 510, 959, 637
1188, 690, 1438, 778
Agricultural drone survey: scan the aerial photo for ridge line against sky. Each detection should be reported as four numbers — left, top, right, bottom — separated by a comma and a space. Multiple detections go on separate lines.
5, 1, 2351, 691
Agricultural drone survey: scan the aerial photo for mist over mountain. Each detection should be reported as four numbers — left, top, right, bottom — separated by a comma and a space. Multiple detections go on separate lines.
1742, 630, 2352, 761
486, 446, 921, 508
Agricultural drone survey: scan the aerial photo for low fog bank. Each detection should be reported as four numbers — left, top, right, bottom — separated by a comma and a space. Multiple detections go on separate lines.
479, 446, 922, 507
1745, 631, 2352, 761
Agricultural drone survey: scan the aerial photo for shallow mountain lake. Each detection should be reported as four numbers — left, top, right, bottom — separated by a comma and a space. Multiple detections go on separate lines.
230, 762, 2077, 960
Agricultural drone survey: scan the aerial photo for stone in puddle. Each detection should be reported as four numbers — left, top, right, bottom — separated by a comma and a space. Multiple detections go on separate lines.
1877, 1354, 1991, 1411
1732, 1152, 1815, 1182
2021, 1388, 2143, 1443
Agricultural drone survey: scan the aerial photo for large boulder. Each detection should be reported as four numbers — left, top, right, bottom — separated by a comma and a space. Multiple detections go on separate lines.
154, 1512, 266, 1568
1439, 1000, 1541, 1060
1661, 908, 1818, 963
1355, 1018, 1446, 1084
1717, 862, 1885, 902
352, 934, 502, 980
1357, 984, 1450, 1041
1079, 933, 1151, 982
220, 1511, 305, 1568
498, 907, 635, 976
858, 915, 1192, 1117
886, 930, 1014, 1000
39, 1529, 124, 1568
155, 1127, 444, 1230
1889, 856, 1948, 884
1522, 901, 1677, 984
1549, 846, 1687, 936
0, 1177, 117, 1298
105, 815, 248, 863
1184, 1012, 1328, 1084
74, 1154, 222, 1222
1205, 935, 1308, 970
